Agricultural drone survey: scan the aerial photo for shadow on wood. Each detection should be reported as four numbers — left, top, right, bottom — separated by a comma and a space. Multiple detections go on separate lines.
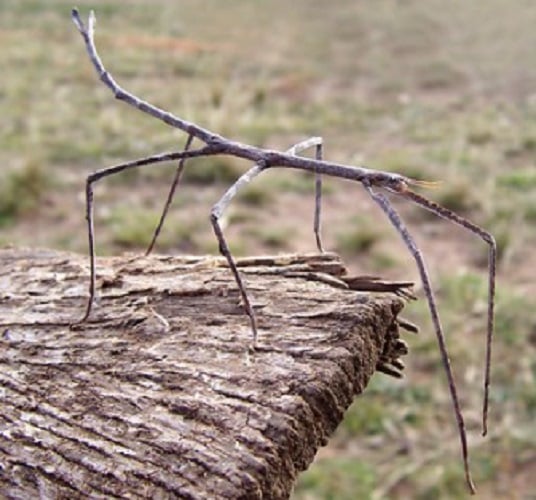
0, 248, 413, 499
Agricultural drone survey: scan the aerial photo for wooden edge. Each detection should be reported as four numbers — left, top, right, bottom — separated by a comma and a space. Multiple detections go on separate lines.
0, 248, 412, 499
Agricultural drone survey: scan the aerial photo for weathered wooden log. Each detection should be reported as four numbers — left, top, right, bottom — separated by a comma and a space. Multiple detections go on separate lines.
0, 248, 412, 499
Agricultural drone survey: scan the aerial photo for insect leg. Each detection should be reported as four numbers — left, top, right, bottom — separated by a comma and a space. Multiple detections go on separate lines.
364, 183, 476, 494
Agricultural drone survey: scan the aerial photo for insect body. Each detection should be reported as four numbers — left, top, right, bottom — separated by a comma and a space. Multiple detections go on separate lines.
72, 9, 496, 494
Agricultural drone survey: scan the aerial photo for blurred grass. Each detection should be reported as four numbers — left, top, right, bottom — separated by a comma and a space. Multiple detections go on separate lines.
0, 160, 54, 227
1, 0, 536, 498
336, 216, 384, 256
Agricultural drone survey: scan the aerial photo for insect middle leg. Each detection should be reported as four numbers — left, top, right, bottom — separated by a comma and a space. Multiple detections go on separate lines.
209, 137, 324, 346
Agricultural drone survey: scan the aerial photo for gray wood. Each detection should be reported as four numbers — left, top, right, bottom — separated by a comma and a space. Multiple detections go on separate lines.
0, 249, 410, 499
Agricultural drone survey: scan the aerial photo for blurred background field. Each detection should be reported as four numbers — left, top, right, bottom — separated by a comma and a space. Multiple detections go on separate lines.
1, 0, 535, 498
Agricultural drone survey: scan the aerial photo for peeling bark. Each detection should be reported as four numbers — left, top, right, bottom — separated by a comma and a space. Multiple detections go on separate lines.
0, 249, 411, 499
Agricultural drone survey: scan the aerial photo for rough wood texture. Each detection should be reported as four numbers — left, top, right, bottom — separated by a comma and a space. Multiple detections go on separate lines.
0, 248, 411, 499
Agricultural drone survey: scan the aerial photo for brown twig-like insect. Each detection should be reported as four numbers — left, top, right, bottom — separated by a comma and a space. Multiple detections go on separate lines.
72, 9, 496, 494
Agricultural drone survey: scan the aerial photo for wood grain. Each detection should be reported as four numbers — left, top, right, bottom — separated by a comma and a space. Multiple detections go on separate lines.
0, 249, 411, 499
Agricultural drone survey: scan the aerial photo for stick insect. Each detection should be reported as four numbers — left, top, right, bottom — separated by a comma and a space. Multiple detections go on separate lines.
72, 9, 496, 494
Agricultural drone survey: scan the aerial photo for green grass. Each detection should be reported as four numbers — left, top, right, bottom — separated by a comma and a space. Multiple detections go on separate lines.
182, 157, 242, 185
335, 216, 383, 256
497, 168, 536, 191
105, 206, 162, 249
236, 183, 274, 207
103, 205, 202, 252
243, 225, 292, 250
0, 161, 54, 227
294, 458, 378, 500
269, 171, 323, 195
434, 180, 481, 215
375, 149, 431, 181
370, 251, 399, 271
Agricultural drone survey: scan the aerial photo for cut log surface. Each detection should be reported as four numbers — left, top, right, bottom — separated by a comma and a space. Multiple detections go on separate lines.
0, 248, 411, 499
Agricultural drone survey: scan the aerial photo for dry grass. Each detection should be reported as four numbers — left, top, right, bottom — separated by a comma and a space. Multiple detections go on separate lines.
2, 0, 536, 497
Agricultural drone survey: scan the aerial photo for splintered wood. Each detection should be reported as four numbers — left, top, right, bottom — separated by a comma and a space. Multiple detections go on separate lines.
0, 249, 411, 499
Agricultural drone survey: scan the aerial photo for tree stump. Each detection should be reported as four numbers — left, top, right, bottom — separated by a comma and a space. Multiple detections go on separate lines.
0, 248, 413, 499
